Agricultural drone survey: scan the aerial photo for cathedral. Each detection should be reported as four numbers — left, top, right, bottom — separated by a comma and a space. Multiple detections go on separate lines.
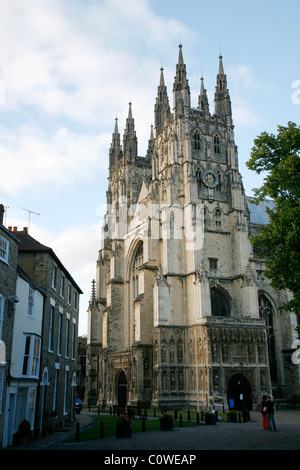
86, 45, 300, 411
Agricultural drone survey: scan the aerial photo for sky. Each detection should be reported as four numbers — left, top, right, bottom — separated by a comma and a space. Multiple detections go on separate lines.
0, 0, 299, 336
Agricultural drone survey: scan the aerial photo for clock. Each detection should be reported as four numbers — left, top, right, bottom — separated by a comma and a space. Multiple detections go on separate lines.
202, 169, 219, 188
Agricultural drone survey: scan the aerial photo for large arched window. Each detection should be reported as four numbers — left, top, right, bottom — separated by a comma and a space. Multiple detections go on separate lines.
259, 293, 277, 382
211, 287, 230, 317
132, 243, 143, 298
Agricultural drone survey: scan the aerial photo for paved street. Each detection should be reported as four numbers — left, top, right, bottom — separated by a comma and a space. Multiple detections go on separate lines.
9, 409, 300, 453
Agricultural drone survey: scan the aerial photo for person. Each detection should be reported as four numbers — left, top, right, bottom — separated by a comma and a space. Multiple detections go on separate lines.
266, 395, 277, 431
260, 395, 268, 430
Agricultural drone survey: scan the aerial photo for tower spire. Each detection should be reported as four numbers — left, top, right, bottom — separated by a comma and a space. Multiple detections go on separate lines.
109, 117, 122, 169
198, 76, 210, 115
173, 44, 190, 115
123, 102, 138, 160
214, 54, 232, 124
154, 67, 170, 129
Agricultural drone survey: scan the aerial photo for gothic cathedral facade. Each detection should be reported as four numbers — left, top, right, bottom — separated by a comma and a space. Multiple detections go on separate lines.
86, 46, 300, 411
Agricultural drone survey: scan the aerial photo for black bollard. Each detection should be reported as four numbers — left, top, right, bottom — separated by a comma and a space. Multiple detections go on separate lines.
154, 408, 156, 417
75, 422, 80, 442
100, 420, 104, 439
98, 406, 100, 415
197, 412, 200, 425
215, 410, 218, 422
188, 410, 190, 421
201, 410, 203, 421
180, 413, 183, 427
175, 409, 177, 420
142, 416, 146, 432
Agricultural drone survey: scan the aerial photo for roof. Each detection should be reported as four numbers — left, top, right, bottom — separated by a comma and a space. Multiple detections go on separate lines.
246, 197, 276, 225
15, 230, 83, 294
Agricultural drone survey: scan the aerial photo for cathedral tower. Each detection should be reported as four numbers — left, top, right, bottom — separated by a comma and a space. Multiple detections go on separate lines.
86, 46, 299, 411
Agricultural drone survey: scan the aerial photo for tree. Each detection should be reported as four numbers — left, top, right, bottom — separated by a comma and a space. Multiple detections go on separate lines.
246, 122, 300, 337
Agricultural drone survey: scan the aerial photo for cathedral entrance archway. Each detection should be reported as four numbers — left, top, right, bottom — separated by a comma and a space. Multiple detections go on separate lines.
117, 371, 128, 408
227, 374, 252, 411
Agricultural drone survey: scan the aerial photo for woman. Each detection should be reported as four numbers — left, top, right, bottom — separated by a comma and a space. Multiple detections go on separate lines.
266, 395, 277, 431
260, 395, 268, 430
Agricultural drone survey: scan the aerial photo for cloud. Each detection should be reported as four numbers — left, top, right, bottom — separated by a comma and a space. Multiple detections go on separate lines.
0, 125, 110, 195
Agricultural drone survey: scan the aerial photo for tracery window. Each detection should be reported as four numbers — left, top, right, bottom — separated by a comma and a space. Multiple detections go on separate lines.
196, 169, 202, 197
215, 208, 222, 229
214, 135, 220, 154
132, 243, 143, 298
194, 131, 201, 150
211, 287, 230, 317
259, 293, 277, 382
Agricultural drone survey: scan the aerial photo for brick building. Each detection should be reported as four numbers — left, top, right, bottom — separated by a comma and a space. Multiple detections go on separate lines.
86, 46, 300, 411
0, 205, 20, 445
13, 229, 82, 435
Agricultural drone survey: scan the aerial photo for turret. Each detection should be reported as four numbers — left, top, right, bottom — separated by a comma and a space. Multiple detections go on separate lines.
173, 44, 191, 116
198, 76, 210, 116
214, 55, 232, 125
154, 67, 170, 129
123, 102, 138, 161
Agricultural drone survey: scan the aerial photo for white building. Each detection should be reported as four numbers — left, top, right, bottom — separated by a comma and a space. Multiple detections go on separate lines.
2, 268, 45, 447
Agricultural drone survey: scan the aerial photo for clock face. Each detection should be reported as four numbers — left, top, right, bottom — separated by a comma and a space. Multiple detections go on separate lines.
202, 169, 219, 188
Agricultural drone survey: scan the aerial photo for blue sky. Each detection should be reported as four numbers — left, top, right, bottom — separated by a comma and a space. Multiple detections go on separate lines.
0, 0, 299, 335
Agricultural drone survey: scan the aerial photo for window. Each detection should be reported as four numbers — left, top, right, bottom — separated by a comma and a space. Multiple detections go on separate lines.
60, 273, 65, 297
215, 209, 222, 229
0, 236, 9, 263
28, 287, 35, 317
71, 320, 76, 360
209, 258, 218, 271
65, 316, 70, 358
196, 169, 202, 197
204, 207, 208, 228
67, 283, 71, 304
48, 304, 55, 352
211, 288, 230, 317
51, 263, 57, 289
214, 135, 220, 154
132, 244, 143, 298
216, 171, 222, 192
194, 131, 201, 150
259, 293, 277, 382
73, 291, 78, 310
57, 310, 63, 355
28, 389, 36, 427
22, 335, 40, 377
0, 295, 4, 341
53, 367, 59, 412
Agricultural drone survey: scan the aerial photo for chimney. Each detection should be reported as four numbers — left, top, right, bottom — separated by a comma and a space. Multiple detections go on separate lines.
0, 204, 4, 225
8, 226, 12, 231
23, 227, 28, 233
13, 227, 18, 232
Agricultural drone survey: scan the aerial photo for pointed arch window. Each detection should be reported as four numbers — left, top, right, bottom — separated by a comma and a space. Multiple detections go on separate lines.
214, 135, 220, 154
132, 243, 143, 298
214, 208, 222, 229
211, 287, 230, 317
216, 171, 222, 192
194, 131, 201, 150
196, 169, 202, 197
259, 293, 277, 382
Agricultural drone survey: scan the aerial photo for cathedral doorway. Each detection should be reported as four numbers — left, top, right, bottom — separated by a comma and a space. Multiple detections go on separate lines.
227, 374, 252, 411
117, 371, 128, 408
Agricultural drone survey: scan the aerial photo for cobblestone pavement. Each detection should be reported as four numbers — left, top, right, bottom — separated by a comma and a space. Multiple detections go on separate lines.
10, 409, 300, 452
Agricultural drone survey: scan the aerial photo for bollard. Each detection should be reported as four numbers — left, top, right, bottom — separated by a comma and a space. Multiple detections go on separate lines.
154, 408, 156, 417
75, 422, 80, 442
201, 410, 203, 421
188, 410, 190, 421
197, 412, 200, 425
175, 409, 177, 420
142, 416, 146, 432
215, 410, 218, 422
98, 406, 100, 415
180, 413, 183, 427
100, 420, 104, 439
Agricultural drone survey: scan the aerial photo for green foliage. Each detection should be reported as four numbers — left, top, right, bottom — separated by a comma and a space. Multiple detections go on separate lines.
246, 122, 300, 334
